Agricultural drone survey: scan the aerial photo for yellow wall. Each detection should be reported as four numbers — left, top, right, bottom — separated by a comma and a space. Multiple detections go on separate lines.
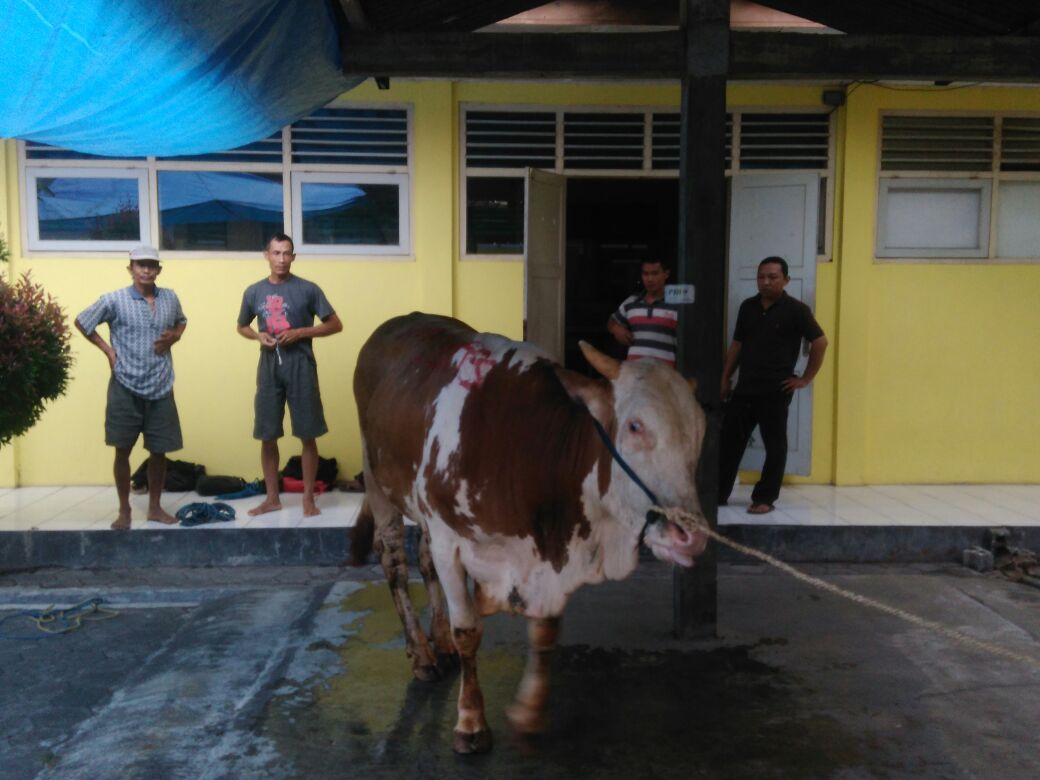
4, 78, 1038, 488
2, 81, 451, 486
835, 85, 1040, 484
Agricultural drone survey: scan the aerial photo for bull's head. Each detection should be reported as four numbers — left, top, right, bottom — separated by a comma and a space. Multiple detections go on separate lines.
557, 342, 710, 568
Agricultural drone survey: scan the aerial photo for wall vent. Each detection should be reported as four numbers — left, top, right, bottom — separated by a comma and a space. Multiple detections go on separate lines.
291, 107, 408, 166
1000, 117, 1040, 172
563, 112, 644, 170
881, 115, 993, 172
158, 133, 282, 164
651, 112, 733, 170
740, 113, 829, 170
24, 142, 144, 162
465, 110, 555, 169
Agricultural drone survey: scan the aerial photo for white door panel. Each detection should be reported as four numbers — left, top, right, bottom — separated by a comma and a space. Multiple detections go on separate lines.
728, 174, 819, 476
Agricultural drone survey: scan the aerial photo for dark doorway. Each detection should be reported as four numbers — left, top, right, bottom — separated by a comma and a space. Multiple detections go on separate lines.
564, 178, 678, 373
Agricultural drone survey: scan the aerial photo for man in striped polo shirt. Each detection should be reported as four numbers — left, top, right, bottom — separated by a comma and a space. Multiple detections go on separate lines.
607, 259, 679, 365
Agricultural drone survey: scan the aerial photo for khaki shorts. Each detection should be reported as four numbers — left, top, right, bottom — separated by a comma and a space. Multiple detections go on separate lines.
105, 377, 183, 453
253, 349, 328, 441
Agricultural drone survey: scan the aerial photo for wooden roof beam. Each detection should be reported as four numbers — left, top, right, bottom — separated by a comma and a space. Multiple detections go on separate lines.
340, 30, 1040, 83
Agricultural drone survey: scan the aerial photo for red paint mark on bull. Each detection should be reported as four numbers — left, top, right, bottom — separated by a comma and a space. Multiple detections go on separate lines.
457, 344, 497, 390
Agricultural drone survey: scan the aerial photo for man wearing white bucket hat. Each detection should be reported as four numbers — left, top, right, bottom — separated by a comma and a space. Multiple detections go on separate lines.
75, 244, 187, 529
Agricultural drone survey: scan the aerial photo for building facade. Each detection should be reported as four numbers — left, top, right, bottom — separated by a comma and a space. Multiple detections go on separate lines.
2, 78, 1038, 487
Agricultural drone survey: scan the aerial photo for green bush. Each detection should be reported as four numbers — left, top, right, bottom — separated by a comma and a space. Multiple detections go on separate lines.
0, 238, 74, 446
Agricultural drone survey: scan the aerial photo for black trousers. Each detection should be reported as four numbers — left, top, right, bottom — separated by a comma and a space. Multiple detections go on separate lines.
718, 390, 793, 506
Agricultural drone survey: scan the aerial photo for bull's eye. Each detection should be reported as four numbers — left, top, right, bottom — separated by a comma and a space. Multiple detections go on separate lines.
628, 420, 643, 434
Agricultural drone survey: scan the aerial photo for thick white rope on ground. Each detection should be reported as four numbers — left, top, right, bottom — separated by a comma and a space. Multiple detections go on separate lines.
658, 505, 1040, 672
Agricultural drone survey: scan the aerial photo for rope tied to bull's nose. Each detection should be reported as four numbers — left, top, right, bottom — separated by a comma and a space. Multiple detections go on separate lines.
589, 410, 1040, 669
655, 504, 1040, 672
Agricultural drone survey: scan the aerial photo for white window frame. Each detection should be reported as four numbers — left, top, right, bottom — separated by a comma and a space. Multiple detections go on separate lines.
24, 166, 151, 252
877, 110, 1040, 264
18, 101, 413, 258
876, 177, 992, 259
459, 103, 835, 262
290, 171, 410, 256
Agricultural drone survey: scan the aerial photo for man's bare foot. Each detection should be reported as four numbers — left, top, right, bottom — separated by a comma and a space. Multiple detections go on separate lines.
303, 497, 321, 517
147, 508, 178, 525
111, 510, 132, 530
248, 499, 283, 516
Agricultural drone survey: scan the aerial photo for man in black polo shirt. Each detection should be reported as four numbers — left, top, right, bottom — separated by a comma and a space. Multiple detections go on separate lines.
719, 256, 828, 514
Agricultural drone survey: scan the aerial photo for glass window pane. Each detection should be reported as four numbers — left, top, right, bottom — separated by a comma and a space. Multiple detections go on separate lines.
466, 177, 524, 254
883, 186, 983, 251
301, 182, 399, 245
996, 182, 1040, 258
158, 171, 283, 251
36, 177, 141, 241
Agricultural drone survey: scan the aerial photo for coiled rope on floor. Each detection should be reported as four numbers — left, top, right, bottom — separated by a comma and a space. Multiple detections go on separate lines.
658, 505, 1040, 672
0, 597, 120, 641
176, 502, 236, 527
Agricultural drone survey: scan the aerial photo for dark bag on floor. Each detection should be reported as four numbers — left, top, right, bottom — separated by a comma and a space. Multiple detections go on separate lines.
195, 475, 247, 496
281, 455, 338, 484
130, 458, 206, 492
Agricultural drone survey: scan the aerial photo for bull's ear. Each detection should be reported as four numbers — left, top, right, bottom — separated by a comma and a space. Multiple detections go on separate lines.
555, 367, 614, 425
579, 340, 621, 380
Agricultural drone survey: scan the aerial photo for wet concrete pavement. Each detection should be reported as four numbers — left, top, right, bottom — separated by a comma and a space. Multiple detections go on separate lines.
1, 562, 1038, 779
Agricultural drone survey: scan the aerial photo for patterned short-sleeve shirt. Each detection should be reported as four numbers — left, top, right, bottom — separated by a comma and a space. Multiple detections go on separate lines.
610, 294, 680, 365
76, 286, 186, 399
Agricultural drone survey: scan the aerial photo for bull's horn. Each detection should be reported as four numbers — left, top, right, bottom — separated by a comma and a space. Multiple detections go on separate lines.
579, 341, 621, 380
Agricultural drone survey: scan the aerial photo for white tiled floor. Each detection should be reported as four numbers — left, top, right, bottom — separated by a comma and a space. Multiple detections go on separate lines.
719, 483, 1040, 527
0, 483, 1037, 532
0, 486, 364, 531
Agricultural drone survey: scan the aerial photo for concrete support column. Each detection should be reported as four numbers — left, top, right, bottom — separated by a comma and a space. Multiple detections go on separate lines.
674, 0, 728, 638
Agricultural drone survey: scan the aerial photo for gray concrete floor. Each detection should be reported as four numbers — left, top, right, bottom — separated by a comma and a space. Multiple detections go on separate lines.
1, 562, 1038, 779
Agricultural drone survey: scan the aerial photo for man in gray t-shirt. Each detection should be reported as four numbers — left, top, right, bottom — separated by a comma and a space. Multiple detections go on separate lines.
237, 234, 342, 517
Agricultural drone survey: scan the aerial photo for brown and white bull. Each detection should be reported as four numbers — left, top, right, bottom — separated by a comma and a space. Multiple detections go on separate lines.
352, 313, 708, 753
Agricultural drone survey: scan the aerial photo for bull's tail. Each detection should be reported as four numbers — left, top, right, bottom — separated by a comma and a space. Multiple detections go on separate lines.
350, 498, 376, 566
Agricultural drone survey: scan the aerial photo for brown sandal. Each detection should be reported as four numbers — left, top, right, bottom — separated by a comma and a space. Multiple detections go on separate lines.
747, 503, 775, 515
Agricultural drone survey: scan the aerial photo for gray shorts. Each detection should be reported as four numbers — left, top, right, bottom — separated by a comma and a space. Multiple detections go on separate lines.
253, 350, 328, 441
105, 377, 183, 453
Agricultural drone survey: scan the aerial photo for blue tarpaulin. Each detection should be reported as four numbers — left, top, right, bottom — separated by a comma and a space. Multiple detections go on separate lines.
0, 0, 358, 157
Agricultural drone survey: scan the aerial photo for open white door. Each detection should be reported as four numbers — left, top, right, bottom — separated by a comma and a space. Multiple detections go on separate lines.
727, 174, 819, 476
524, 168, 567, 361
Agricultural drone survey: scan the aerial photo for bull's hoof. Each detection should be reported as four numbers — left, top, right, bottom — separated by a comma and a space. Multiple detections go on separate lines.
412, 662, 442, 682
505, 703, 546, 735
453, 728, 493, 754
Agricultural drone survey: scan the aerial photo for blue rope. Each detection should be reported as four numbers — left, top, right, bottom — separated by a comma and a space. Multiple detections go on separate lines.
590, 417, 660, 505
589, 417, 665, 543
176, 502, 236, 527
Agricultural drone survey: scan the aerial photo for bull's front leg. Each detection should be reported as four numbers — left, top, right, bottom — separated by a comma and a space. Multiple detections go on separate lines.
506, 616, 561, 735
452, 622, 491, 753
438, 550, 492, 753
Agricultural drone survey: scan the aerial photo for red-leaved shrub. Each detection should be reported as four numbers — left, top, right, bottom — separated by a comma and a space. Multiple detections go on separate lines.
0, 259, 74, 446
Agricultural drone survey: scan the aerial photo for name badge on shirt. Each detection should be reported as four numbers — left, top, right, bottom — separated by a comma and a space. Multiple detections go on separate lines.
665, 284, 695, 305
